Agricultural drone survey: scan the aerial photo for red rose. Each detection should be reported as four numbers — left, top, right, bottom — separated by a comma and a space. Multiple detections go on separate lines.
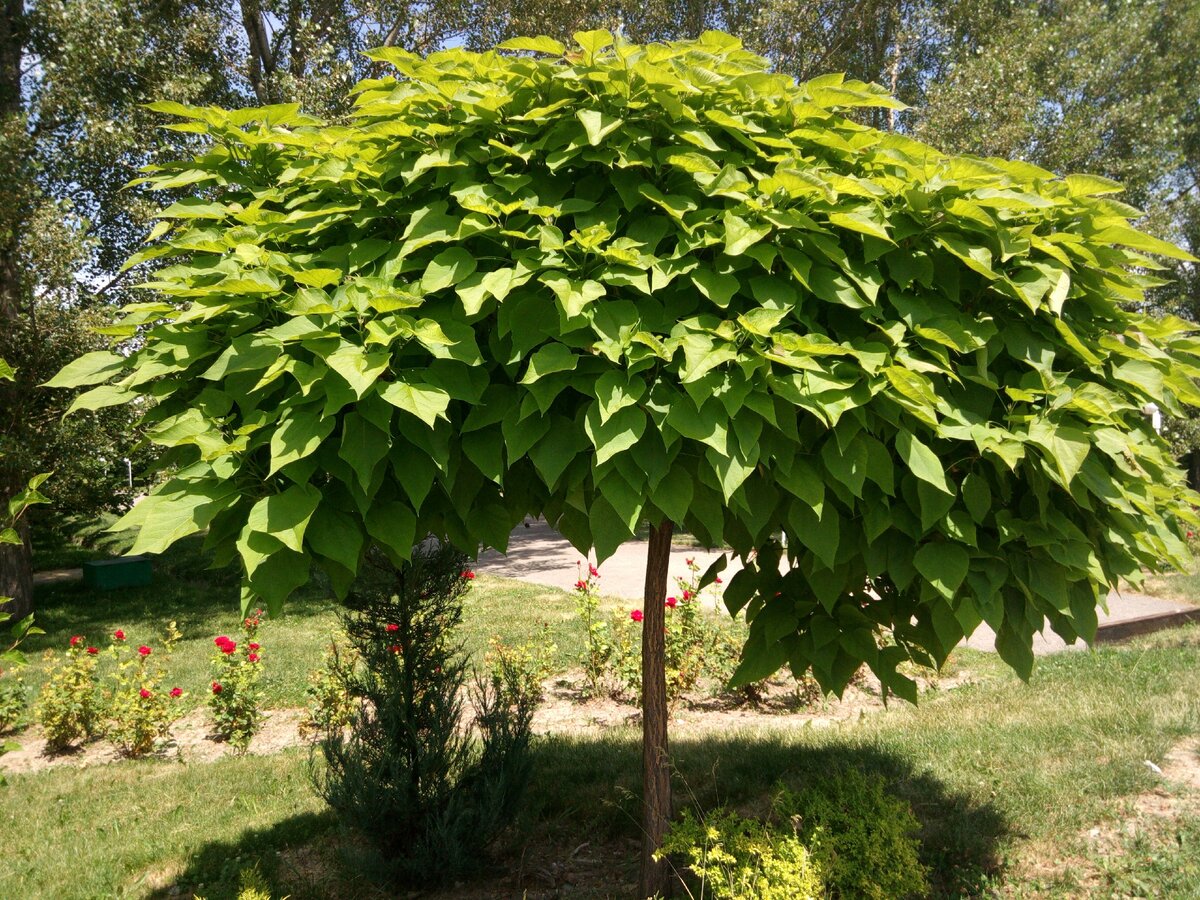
170, 687, 182, 698
714, 576, 723, 585
589, 564, 600, 578
138, 645, 151, 657
665, 596, 678, 608
215, 636, 236, 654
211, 682, 223, 694
248, 642, 260, 651
385, 624, 399, 633
389, 644, 401, 654
461, 570, 476, 580
682, 591, 691, 601
630, 609, 644, 622
86, 646, 99, 655
113, 629, 125, 641
575, 579, 588, 591
69, 635, 82, 648
248, 652, 260, 663
685, 558, 695, 566
140, 688, 151, 699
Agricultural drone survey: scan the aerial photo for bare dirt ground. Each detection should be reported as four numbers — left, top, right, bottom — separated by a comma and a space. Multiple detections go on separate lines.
0, 707, 308, 776
1, 665, 967, 777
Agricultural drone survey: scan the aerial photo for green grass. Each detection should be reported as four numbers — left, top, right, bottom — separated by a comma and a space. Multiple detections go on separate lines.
1139, 569, 1200, 605
0, 749, 330, 899
12, 527, 1200, 897
20, 535, 626, 714
3, 626, 1198, 898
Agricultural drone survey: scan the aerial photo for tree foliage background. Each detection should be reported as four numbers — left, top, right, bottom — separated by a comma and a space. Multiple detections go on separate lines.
2, 0, 1198, 615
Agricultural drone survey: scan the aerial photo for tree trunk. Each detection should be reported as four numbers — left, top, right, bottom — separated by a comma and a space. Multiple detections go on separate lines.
639, 520, 674, 898
0, 0, 33, 620
0, 517, 32, 619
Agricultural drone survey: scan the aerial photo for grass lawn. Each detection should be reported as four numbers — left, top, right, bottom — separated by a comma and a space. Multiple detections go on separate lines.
2, 626, 1198, 898
1139, 569, 1200, 605
4, 532, 1199, 898
22, 535, 618, 711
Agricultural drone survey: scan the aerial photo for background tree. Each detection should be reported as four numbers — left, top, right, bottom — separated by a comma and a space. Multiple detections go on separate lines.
912, 0, 1200, 475
53, 32, 1199, 893
0, 0, 462, 614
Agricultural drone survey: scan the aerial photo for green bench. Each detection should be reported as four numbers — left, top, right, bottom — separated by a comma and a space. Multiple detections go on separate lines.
81, 556, 153, 591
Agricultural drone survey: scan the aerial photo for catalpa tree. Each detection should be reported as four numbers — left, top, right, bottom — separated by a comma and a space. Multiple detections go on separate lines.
51, 31, 1199, 892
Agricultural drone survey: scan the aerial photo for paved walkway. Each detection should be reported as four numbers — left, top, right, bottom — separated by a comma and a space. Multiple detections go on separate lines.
477, 518, 1198, 655
477, 518, 740, 607
32, 567, 82, 586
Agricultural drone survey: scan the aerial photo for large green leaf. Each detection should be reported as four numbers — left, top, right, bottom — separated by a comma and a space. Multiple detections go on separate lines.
913, 542, 969, 600
243, 483, 321, 553
379, 380, 451, 427
896, 431, 953, 495
123, 481, 240, 556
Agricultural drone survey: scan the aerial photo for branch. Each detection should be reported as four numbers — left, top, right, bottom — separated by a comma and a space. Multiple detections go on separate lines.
241, 0, 276, 103
90, 268, 129, 300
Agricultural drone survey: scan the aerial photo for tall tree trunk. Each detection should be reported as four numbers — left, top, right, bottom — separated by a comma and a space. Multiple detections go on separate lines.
0, 516, 32, 618
639, 520, 674, 898
0, 0, 33, 620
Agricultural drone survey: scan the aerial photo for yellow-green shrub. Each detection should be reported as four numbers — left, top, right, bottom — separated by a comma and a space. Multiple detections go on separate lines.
777, 768, 928, 899
659, 806, 823, 900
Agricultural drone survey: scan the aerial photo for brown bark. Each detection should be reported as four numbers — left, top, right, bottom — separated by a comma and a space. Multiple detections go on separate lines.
0, 0, 32, 620
0, 517, 32, 619
1, 0, 25, 324
241, 0, 277, 104
639, 520, 674, 898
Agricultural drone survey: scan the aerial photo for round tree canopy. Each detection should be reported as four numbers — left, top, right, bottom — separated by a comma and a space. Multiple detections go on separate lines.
53, 31, 1200, 696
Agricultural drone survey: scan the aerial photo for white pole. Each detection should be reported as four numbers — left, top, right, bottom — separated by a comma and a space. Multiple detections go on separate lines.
123, 457, 132, 488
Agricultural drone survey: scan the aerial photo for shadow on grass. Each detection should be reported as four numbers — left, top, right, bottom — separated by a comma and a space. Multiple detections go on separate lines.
527, 733, 1008, 897
154, 732, 1008, 899
29, 535, 335, 650
146, 810, 339, 900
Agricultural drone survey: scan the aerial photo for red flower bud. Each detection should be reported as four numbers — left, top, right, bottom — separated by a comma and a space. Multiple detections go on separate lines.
389, 644, 401, 654
247, 652, 260, 663
170, 687, 183, 698
385, 624, 399, 633
589, 565, 600, 578
248, 642, 260, 651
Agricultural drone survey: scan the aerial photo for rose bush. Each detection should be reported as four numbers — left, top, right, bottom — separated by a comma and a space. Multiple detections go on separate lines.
208, 617, 266, 752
